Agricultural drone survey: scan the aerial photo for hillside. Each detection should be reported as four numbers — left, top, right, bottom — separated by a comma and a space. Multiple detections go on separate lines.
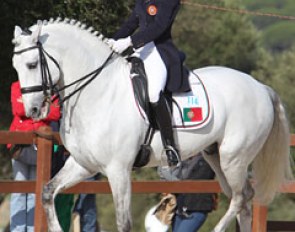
242, 0, 295, 52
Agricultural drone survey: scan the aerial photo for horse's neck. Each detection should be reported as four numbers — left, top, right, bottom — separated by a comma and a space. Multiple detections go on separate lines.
42, 24, 130, 99
42, 24, 135, 124
44, 26, 108, 74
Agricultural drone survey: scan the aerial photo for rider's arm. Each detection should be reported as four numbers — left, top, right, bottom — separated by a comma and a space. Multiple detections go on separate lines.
131, 0, 180, 48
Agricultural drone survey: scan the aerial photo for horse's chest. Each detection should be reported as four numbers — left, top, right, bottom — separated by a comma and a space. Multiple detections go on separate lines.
60, 124, 83, 154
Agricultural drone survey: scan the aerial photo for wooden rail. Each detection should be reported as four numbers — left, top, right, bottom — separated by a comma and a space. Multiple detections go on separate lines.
0, 128, 294, 231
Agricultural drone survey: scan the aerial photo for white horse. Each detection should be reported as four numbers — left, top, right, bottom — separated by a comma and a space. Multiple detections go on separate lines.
12, 19, 293, 232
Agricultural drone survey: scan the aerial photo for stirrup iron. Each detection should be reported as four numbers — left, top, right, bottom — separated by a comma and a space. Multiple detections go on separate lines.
165, 145, 181, 167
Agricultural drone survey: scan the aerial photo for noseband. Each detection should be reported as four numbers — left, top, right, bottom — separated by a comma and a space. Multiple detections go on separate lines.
13, 40, 114, 104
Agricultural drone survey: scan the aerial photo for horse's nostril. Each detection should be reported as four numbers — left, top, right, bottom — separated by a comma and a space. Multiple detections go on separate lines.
31, 107, 40, 118
32, 107, 38, 114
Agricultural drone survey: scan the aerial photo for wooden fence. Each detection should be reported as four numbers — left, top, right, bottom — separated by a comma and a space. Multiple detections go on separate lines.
0, 127, 294, 231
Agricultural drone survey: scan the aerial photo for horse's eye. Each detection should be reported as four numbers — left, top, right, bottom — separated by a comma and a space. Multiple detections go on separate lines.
26, 61, 38, 70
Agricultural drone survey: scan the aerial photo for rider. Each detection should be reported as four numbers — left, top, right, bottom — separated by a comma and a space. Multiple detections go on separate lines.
109, 0, 190, 167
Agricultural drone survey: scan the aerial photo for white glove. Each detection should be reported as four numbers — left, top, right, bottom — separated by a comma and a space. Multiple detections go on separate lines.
106, 38, 115, 47
111, 37, 132, 54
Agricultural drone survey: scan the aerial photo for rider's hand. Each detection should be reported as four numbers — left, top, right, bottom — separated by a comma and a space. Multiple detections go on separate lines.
106, 38, 115, 47
111, 37, 132, 54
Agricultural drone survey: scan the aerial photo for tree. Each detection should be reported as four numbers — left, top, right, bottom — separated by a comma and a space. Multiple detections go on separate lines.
173, 0, 264, 74
252, 46, 295, 131
50, 0, 134, 36
243, 0, 295, 53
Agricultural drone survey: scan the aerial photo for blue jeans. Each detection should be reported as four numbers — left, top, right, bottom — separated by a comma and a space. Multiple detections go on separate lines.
10, 146, 37, 232
172, 211, 208, 232
73, 176, 99, 232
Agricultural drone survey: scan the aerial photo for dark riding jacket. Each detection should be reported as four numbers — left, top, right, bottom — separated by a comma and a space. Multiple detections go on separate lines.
114, 0, 190, 93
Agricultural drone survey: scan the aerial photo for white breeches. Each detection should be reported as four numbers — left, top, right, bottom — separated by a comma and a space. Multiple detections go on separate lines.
133, 42, 167, 103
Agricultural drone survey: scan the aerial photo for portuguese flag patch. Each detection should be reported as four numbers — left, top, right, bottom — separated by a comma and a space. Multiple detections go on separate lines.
183, 107, 203, 122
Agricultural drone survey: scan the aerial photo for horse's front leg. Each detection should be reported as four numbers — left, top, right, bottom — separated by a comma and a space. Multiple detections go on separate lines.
106, 164, 132, 232
42, 156, 96, 232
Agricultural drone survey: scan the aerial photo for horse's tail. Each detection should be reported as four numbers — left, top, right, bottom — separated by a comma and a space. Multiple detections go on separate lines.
252, 86, 293, 205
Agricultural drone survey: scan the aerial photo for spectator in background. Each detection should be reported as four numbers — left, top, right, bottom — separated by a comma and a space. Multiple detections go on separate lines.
72, 173, 101, 232
172, 153, 217, 232
8, 81, 61, 232
50, 115, 100, 232
51, 121, 75, 232
145, 153, 217, 232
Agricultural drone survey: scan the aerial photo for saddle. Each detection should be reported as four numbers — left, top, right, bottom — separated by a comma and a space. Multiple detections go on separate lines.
128, 57, 212, 168
128, 56, 190, 125
127, 56, 152, 122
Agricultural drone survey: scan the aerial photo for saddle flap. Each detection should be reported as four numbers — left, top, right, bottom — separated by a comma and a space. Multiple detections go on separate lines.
128, 57, 213, 130
172, 72, 212, 129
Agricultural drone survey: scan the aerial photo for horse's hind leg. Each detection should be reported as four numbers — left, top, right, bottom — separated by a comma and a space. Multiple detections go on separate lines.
202, 149, 232, 198
204, 152, 254, 231
213, 190, 246, 232
237, 179, 254, 232
212, 156, 250, 232
43, 156, 95, 232
106, 164, 132, 232
203, 144, 254, 232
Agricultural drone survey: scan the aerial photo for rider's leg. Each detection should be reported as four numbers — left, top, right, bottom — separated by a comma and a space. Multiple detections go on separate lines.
151, 92, 181, 166
134, 42, 181, 166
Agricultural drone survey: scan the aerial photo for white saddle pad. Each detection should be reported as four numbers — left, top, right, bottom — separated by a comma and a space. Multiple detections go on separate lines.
172, 72, 212, 130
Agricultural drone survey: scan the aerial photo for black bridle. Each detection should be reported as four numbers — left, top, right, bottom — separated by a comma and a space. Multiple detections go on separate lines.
14, 41, 59, 99
13, 41, 114, 104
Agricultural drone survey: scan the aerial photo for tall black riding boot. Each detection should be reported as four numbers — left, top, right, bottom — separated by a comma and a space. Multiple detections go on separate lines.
151, 93, 181, 167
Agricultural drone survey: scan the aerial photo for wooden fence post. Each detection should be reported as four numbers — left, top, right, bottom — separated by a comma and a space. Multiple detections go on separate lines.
252, 203, 268, 232
34, 126, 53, 232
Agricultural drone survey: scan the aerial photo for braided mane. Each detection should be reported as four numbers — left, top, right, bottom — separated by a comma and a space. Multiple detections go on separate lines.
36, 17, 111, 47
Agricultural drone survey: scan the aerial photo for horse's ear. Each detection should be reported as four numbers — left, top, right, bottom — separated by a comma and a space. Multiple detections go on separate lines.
12, 26, 22, 45
14, 26, 22, 39
31, 20, 42, 43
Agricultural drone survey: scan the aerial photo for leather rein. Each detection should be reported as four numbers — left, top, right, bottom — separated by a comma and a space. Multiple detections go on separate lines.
13, 41, 114, 105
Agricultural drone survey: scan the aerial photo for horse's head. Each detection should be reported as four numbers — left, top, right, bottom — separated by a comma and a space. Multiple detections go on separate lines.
12, 21, 61, 120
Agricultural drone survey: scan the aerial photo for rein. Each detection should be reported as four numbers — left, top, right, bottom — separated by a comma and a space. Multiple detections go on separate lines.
13, 41, 114, 105
54, 50, 114, 104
